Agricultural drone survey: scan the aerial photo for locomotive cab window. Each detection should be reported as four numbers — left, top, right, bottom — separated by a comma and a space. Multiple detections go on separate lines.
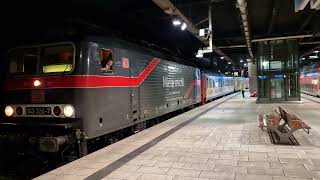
100, 49, 114, 73
41, 45, 74, 73
8, 43, 75, 75
9, 48, 39, 74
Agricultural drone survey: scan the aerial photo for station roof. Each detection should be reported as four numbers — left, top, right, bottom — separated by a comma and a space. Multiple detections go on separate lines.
1, 0, 320, 70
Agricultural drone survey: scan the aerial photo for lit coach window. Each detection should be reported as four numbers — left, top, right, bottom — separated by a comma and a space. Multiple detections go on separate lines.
100, 49, 114, 73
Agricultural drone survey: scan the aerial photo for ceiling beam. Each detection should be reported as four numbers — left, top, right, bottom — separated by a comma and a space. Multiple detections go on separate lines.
215, 36, 244, 41
175, 1, 208, 8
152, 0, 236, 64
152, 0, 200, 38
252, 34, 314, 42
300, 41, 320, 45
310, 0, 320, 10
298, 11, 316, 32
195, 18, 209, 27
267, 8, 278, 34
295, 0, 311, 12
301, 44, 320, 57
237, 0, 254, 63
267, 0, 280, 35
217, 45, 247, 48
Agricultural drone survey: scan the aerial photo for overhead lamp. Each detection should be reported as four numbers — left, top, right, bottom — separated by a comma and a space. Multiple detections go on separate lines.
315, 50, 319, 53
181, 23, 187, 30
220, 57, 225, 60
172, 15, 182, 26
228, 62, 231, 64
240, 59, 243, 63
309, 55, 318, 59
301, 57, 305, 60
173, 20, 181, 26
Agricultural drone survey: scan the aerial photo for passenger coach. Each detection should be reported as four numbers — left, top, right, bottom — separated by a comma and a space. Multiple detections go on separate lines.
300, 62, 320, 97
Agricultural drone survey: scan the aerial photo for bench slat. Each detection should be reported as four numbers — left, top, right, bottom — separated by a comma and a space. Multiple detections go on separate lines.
278, 106, 311, 131
257, 114, 267, 127
263, 116, 267, 127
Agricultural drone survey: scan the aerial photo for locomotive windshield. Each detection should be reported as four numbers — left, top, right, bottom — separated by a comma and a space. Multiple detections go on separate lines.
8, 44, 74, 75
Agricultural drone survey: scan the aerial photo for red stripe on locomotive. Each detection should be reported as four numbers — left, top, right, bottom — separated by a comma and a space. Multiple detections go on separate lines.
5, 58, 160, 90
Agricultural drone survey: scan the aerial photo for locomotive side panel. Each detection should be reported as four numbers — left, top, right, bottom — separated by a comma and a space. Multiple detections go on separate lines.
80, 42, 132, 139
81, 38, 202, 139
137, 58, 199, 121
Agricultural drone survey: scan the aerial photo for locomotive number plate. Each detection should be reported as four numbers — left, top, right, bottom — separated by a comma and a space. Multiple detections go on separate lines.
26, 107, 51, 115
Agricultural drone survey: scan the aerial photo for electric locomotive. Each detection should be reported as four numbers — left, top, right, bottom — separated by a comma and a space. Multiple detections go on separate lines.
1, 36, 203, 156
1, 35, 247, 162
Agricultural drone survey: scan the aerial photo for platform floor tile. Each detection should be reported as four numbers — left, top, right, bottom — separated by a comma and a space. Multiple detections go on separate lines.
35, 93, 320, 180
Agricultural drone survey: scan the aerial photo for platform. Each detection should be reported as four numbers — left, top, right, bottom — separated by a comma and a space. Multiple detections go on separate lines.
35, 92, 320, 180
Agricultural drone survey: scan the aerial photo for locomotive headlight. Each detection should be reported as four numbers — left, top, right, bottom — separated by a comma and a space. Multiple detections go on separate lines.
5, 106, 14, 117
33, 80, 41, 87
63, 105, 74, 117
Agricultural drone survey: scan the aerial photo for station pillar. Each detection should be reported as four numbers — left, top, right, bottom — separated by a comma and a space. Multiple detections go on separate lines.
256, 40, 300, 102
248, 62, 257, 94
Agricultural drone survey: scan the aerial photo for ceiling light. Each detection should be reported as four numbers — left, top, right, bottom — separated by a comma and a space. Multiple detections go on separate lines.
173, 20, 181, 26
315, 50, 319, 53
309, 55, 318, 59
240, 59, 243, 63
181, 23, 187, 30
301, 57, 305, 60
228, 62, 231, 64
220, 57, 225, 60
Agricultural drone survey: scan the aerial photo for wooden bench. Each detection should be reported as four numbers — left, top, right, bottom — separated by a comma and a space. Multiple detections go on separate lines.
258, 106, 281, 131
257, 106, 311, 144
279, 106, 311, 134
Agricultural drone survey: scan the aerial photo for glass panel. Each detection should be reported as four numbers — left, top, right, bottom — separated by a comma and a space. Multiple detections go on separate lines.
9, 48, 39, 75
270, 76, 284, 100
8, 44, 74, 76
256, 40, 300, 102
42, 45, 74, 73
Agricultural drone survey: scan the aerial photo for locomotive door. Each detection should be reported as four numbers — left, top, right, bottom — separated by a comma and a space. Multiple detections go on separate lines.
129, 57, 141, 122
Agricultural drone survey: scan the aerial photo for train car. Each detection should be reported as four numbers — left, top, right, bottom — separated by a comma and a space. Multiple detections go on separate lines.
200, 72, 247, 103
234, 77, 245, 91
1, 34, 244, 162
2, 36, 201, 156
300, 62, 320, 97
202, 73, 233, 101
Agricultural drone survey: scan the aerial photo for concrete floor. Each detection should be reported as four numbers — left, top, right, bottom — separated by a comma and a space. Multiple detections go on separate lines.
35, 92, 320, 180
